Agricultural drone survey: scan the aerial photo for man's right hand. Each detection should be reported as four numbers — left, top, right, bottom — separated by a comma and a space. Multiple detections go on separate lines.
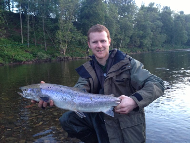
31, 81, 54, 108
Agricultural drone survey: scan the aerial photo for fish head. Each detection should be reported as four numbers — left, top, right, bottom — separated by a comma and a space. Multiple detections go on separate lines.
18, 84, 41, 102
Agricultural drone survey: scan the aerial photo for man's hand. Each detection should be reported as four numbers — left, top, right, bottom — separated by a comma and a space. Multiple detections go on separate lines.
115, 95, 137, 114
31, 81, 54, 108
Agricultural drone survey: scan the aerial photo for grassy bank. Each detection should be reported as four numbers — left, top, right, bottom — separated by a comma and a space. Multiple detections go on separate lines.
0, 38, 190, 66
0, 38, 88, 66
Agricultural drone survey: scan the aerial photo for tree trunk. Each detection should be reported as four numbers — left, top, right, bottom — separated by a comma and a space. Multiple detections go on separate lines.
27, 0, 30, 48
43, 0, 47, 51
32, 15, 37, 46
42, 16, 47, 51
19, 1, 23, 44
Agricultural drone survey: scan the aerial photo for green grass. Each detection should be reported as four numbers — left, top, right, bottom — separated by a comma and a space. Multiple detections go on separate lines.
0, 38, 89, 65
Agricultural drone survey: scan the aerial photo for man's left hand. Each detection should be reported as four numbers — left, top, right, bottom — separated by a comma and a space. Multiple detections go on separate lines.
115, 95, 138, 114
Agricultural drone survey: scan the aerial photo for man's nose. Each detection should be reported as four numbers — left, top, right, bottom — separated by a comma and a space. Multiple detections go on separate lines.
97, 41, 102, 47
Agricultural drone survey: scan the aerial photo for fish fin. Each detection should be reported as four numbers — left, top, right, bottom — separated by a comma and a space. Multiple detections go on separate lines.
40, 97, 49, 102
102, 107, 114, 117
75, 111, 86, 118
107, 94, 115, 97
72, 87, 87, 93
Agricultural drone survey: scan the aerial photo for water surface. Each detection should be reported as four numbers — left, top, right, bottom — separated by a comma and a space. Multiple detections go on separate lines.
0, 50, 190, 142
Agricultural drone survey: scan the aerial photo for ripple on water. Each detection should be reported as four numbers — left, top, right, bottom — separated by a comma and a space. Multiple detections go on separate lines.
145, 76, 190, 142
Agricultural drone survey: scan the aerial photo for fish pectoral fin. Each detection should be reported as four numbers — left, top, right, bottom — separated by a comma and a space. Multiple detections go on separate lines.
75, 111, 86, 118
103, 107, 114, 117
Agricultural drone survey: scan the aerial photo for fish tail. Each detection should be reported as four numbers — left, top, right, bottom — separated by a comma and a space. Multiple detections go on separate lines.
113, 97, 121, 106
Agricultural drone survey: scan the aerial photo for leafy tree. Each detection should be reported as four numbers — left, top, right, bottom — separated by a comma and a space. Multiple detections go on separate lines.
132, 5, 152, 49
0, 9, 6, 37
104, 3, 118, 48
107, 0, 137, 49
184, 14, 190, 46
78, 0, 106, 35
56, 0, 80, 55
147, 4, 166, 48
2, 0, 11, 11
132, 3, 165, 50
160, 6, 174, 45
173, 13, 188, 45
1, 0, 190, 63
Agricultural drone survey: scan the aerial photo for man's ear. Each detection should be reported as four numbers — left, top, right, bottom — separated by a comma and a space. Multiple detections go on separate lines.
88, 42, 91, 49
109, 38, 111, 45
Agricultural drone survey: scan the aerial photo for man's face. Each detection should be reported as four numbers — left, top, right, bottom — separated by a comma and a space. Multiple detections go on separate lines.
88, 31, 111, 62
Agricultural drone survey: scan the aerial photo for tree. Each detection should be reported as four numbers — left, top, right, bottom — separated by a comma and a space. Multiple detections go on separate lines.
27, 0, 30, 48
78, 0, 106, 35
0, 9, 6, 37
107, 0, 137, 49
160, 6, 174, 45
173, 13, 188, 45
19, 0, 23, 43
184, 14, 190, 46
104, 3, 118, 48
132, 5, 152, 49
56, 0, 80, 55
132, 3, 165, 50
2, 0, 11, 11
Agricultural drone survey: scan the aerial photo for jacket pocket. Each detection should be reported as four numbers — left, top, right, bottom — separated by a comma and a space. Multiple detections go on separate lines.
118, 113, 144, 129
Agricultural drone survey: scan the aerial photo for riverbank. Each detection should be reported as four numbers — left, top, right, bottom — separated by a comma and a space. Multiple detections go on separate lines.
0, 56, 90, 66
1, 46, 190, 67
0, 49, 144, 66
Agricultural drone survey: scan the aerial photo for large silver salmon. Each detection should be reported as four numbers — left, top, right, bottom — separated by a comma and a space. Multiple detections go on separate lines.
18, 83, 121, 118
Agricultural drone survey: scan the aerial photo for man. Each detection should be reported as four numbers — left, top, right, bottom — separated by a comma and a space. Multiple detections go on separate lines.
37, 24, 165, 143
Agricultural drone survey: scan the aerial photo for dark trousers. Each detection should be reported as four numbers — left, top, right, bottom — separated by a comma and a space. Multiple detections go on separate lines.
59, 111, 110, 143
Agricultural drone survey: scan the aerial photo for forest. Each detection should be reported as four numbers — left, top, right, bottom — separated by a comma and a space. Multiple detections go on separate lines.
0, 0, 190, 65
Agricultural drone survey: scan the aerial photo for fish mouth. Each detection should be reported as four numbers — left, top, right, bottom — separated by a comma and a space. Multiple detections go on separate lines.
18, 92, 24, 96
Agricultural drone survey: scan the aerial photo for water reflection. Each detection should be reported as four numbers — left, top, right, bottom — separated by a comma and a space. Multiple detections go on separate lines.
0, 50, 190, 142
145, 67, 190, 143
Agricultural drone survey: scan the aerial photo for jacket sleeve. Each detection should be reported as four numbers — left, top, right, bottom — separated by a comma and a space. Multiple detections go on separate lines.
129, 58, 165, 110
74, 77, 91, 93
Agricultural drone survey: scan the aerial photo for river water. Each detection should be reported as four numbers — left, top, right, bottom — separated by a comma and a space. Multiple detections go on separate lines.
0, 50, 190, 143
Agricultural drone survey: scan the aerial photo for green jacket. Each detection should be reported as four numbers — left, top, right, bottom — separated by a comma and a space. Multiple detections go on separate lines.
75, 49, 165, 143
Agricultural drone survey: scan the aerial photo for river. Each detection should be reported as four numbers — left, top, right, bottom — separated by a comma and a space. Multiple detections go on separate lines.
0, 50, 190, 143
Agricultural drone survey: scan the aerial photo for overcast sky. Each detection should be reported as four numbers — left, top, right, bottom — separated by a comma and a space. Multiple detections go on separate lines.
135, 0, 190, 14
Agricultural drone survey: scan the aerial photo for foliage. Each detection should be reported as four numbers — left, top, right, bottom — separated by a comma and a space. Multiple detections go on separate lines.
0, 42, 34, 63
0, 0, 190, 65
56, 0, 80, 55
0, 9, 6, 38
78, 0, 106, 35
36, 52, 50, 60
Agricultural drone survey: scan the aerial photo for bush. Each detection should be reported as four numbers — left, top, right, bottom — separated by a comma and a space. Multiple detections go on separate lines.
36, 52, 51, 60
0, 39, 35, 63
0, 57, 4, 64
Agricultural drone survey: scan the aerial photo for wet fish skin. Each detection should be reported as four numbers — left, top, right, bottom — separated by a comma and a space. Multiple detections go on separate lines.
18, 83, 121, 117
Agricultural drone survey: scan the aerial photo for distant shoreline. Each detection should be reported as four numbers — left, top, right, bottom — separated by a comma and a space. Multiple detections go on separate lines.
1, 48, 190, 67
